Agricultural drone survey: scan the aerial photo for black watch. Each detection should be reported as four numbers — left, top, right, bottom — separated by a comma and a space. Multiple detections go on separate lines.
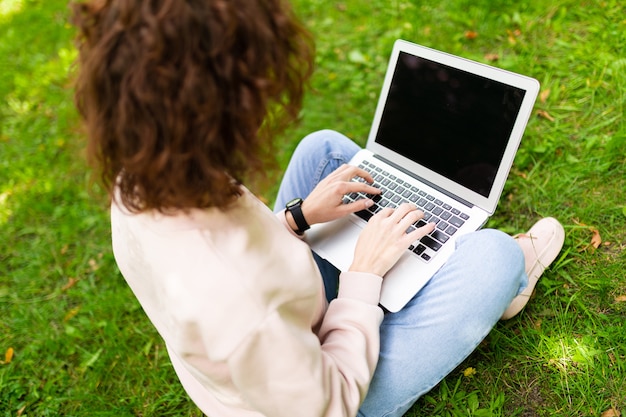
285, 198, 310, 235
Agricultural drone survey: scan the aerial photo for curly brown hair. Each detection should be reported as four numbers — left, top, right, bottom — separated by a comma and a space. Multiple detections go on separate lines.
71, 0, 314, 212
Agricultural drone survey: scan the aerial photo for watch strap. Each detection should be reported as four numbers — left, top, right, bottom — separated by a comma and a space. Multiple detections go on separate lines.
286, 199, 310, 234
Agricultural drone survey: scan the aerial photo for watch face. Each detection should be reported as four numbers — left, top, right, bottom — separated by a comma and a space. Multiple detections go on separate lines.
286, 198, 302, 208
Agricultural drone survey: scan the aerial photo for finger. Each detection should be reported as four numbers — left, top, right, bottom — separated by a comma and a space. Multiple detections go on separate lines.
343, 181, 381, 196
335, 164, 375, 184
389, 210, 425, 239
354, 167, 375, 183
399, 208, 425, 228
342, 198, 375, 214
407, 221, 436, 241
390, 203, 420, 222
372, 206, 395, 219
324, 164, 351, 181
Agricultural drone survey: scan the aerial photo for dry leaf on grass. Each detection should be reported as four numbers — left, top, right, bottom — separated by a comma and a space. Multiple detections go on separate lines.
540, 89, 551, 103
601, 408, 621, 417
507, 29, 521, 44
465, 30, 478, 40
64, 306, 81, 322
615, 295, 626, 303
62, 277, 78, 291
537, 109, 555, 121
484, 53, 499, 62
2, 347, 14, 364
88, 259, 99, 272
573, 220, 602, 251
590, 228, 602, 249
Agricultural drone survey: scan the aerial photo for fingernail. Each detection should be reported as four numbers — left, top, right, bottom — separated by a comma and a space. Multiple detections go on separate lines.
364, 199, 374, 207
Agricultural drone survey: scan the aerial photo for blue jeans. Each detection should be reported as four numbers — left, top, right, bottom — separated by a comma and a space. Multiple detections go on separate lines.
274, 130, 527, 417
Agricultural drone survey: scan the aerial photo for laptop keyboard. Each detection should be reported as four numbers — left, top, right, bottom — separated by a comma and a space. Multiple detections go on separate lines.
342, 160, 471, 263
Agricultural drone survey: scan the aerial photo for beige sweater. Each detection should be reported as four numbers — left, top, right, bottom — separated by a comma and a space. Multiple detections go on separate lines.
111, 187, 384, 417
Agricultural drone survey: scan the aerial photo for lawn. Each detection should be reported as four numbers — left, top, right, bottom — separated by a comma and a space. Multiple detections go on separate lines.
1, 0, 625, 416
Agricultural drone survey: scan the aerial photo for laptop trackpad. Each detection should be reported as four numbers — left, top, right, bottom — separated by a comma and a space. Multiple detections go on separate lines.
306, 216, 363, 272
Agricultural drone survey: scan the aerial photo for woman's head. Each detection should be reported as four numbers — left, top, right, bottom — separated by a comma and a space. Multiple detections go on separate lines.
72, 0, 314, 212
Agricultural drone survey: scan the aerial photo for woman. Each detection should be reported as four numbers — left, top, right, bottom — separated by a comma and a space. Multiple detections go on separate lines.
71, 0, 565, 416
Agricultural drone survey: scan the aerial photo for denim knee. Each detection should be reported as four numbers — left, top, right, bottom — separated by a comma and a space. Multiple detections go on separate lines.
458, 228, 526, 285
296, 129, 357, 159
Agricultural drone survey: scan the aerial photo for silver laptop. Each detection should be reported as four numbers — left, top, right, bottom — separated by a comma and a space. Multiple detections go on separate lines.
306, 39, 539, 312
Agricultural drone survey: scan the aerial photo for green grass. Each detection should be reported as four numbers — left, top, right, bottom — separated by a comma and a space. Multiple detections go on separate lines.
1, 0, 625, 416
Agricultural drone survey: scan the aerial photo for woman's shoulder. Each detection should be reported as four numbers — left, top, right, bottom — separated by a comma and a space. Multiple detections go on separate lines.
111, 187, 320, 309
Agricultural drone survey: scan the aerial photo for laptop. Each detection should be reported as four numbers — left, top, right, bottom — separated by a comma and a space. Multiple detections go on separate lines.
306, 39, 539, 312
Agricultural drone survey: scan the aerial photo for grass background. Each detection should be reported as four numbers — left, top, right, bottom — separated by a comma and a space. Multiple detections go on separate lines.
1, 0, 625, 416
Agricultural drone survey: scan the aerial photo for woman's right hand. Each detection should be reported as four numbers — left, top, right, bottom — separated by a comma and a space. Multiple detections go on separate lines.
349, 203, 435, 277
300, 164, 381, 226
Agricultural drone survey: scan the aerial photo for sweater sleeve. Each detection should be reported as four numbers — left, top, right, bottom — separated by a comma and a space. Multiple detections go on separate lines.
227, 271, 383, 417
276, 209, 305, 238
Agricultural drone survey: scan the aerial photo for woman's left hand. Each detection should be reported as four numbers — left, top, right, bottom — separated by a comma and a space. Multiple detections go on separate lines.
300, 164, 381, 226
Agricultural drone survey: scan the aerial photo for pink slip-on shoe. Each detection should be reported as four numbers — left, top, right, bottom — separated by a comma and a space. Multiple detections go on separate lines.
501, 217, 565, 320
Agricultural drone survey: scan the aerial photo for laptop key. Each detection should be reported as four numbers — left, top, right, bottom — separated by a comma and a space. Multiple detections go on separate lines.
355, 210, 373, 222
448, 216, 465, 228
431, 230, 449, 244
412, 244, 426, 255
420, 235, 442, 251
413, 219, 427, 228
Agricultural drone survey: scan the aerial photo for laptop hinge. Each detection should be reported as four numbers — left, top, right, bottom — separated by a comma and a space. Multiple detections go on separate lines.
373, 154, 474, 209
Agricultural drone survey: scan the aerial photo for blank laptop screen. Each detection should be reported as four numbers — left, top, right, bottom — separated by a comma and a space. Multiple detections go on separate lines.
375, 51, 526, 198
